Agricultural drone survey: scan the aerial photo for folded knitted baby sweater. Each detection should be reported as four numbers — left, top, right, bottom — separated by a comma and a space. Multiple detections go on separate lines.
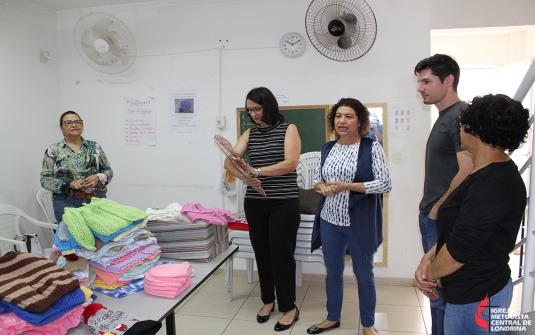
0, 252, 80, 314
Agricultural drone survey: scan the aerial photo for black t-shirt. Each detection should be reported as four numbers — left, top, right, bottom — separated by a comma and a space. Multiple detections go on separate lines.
437, 160, 526, 304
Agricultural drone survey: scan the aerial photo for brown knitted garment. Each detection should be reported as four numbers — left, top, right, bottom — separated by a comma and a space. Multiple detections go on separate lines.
0, 252, 80, 314
49, 250, 88, 273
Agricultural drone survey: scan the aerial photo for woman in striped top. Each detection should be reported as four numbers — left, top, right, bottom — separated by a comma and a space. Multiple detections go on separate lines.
224, 87, 302, 332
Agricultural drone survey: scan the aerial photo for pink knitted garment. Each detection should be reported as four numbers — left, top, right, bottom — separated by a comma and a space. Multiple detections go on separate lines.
93, 248, 161, 285
144, 277, 192, 298
0, 305, 84, 335
89, 244, 161, 273
143, 263, 193, 298
93, 259, 141, 286
146, 263, 192, 279
180, 203, 234, 226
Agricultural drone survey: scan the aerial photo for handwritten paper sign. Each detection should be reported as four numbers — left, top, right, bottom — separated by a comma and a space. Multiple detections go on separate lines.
124, 96, 156, 145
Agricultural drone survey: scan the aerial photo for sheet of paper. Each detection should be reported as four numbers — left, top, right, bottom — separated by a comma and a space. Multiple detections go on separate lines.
124, 96, 156, 145
169, 88, 199, 133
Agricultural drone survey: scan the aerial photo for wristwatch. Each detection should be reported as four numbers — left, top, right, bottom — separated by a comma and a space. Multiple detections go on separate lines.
254, 168, 262, 177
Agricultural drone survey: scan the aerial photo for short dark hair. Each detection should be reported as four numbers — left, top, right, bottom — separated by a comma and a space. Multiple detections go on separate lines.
414, 54, 460, 92
328, 98, 370, 135
460, 94, 530, 152
60, 111, 81, 126
245, 87, 285, 125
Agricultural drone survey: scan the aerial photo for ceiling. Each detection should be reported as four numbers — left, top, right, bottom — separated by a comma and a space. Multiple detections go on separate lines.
26, 0, 160, 11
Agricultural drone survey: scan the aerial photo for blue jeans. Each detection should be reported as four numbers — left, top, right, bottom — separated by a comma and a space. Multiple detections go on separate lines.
419, 212, 445, 335
444, 278, 512, 335
320, 218, 376, 327
53, 192, 106, 223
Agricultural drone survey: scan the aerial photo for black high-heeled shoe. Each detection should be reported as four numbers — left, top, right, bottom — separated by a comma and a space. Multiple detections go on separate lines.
274, 307, 299, 332
257, 304, 275, 323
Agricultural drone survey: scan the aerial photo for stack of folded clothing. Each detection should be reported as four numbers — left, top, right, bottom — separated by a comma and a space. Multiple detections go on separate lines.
144, 263, 192, 298
0, 252, 87, 334
90, 243, 161, 289
49, 198, 165, 297
146, 202, 229, 262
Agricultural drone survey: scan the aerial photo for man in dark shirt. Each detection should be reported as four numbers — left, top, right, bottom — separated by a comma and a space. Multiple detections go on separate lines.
414, 54, 473, 335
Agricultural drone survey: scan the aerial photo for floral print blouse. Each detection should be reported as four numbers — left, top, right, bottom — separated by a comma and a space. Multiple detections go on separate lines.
40, 138, 113, 199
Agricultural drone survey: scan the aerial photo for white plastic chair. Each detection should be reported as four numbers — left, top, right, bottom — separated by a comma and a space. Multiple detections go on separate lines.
36, 188, 56, 223
294, 151, 325, 286
225, 180, 256, 300
0, 203, 57, 257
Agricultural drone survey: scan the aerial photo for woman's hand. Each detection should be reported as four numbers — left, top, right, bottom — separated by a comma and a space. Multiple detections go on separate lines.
82, 175, 99, 188
70, 179, 84, 190
414, 244, 440, 300
242, 175, 261, 189
315, 182, 336, 196
415, 255, 439, 300
70, 175, 99, 190
325, 180, 346, 194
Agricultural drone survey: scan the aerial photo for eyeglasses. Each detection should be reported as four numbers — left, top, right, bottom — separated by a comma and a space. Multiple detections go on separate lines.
63, 120, 83, 126
245, 106, 263, 114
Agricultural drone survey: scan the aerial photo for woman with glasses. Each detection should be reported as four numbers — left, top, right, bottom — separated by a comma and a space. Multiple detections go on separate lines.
224, 87, 301, 332
415, 94, 529, 335
40, 111, 113, 223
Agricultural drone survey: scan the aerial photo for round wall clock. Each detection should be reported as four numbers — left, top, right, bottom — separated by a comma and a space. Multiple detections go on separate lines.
279, 32, 306, 57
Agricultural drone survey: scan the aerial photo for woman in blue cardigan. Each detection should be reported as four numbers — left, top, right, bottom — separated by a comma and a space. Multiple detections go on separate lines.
308, 98, 391, 335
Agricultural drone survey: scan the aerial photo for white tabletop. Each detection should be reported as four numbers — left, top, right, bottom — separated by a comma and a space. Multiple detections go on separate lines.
68, 244, 238, 335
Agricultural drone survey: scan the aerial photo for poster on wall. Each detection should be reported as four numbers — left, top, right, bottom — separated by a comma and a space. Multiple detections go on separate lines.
168, 88, 199, 133
389, 102, 414, 138
275, 93, 291, 106
123, 96, 156, 145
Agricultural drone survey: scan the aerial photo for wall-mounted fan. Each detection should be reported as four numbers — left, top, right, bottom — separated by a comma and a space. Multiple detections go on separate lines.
73, 12, 137, 74
305, 0, 377, 62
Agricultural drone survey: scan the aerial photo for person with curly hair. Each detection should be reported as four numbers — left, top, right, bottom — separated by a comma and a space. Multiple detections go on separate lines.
414, 94, 530, 335
308, 98, 391, 335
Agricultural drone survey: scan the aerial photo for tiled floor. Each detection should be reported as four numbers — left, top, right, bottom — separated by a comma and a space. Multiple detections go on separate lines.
154, 268, 526, 335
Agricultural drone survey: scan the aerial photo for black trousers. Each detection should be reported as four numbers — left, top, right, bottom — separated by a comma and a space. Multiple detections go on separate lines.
244, 198, 300, 312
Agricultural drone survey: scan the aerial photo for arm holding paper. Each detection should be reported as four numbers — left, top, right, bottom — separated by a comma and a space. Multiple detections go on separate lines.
216, 133, 266, 197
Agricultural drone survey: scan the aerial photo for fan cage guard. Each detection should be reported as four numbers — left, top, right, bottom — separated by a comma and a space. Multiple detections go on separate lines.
305, 0, 377, 62
74, 12, 137, 74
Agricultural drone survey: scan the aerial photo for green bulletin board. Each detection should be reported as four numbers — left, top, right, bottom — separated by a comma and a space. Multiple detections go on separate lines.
236, 105, 330, 153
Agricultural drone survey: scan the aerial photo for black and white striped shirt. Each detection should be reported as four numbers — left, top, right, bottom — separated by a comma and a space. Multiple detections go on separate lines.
246, 121, 298, 199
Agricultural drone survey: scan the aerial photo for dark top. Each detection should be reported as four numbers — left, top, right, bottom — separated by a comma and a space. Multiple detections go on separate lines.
419, 102, 465, 213
246, 121, 298, 199
437, 160, 526, 304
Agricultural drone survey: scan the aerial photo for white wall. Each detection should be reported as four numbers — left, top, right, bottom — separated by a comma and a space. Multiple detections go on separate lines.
0, 0, 61, 219
2, 0, 535, 281
429, 0, 535, 30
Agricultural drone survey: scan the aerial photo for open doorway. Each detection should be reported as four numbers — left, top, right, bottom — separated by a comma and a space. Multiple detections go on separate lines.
431, 25, 535, 289
431, 25, 534, 190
